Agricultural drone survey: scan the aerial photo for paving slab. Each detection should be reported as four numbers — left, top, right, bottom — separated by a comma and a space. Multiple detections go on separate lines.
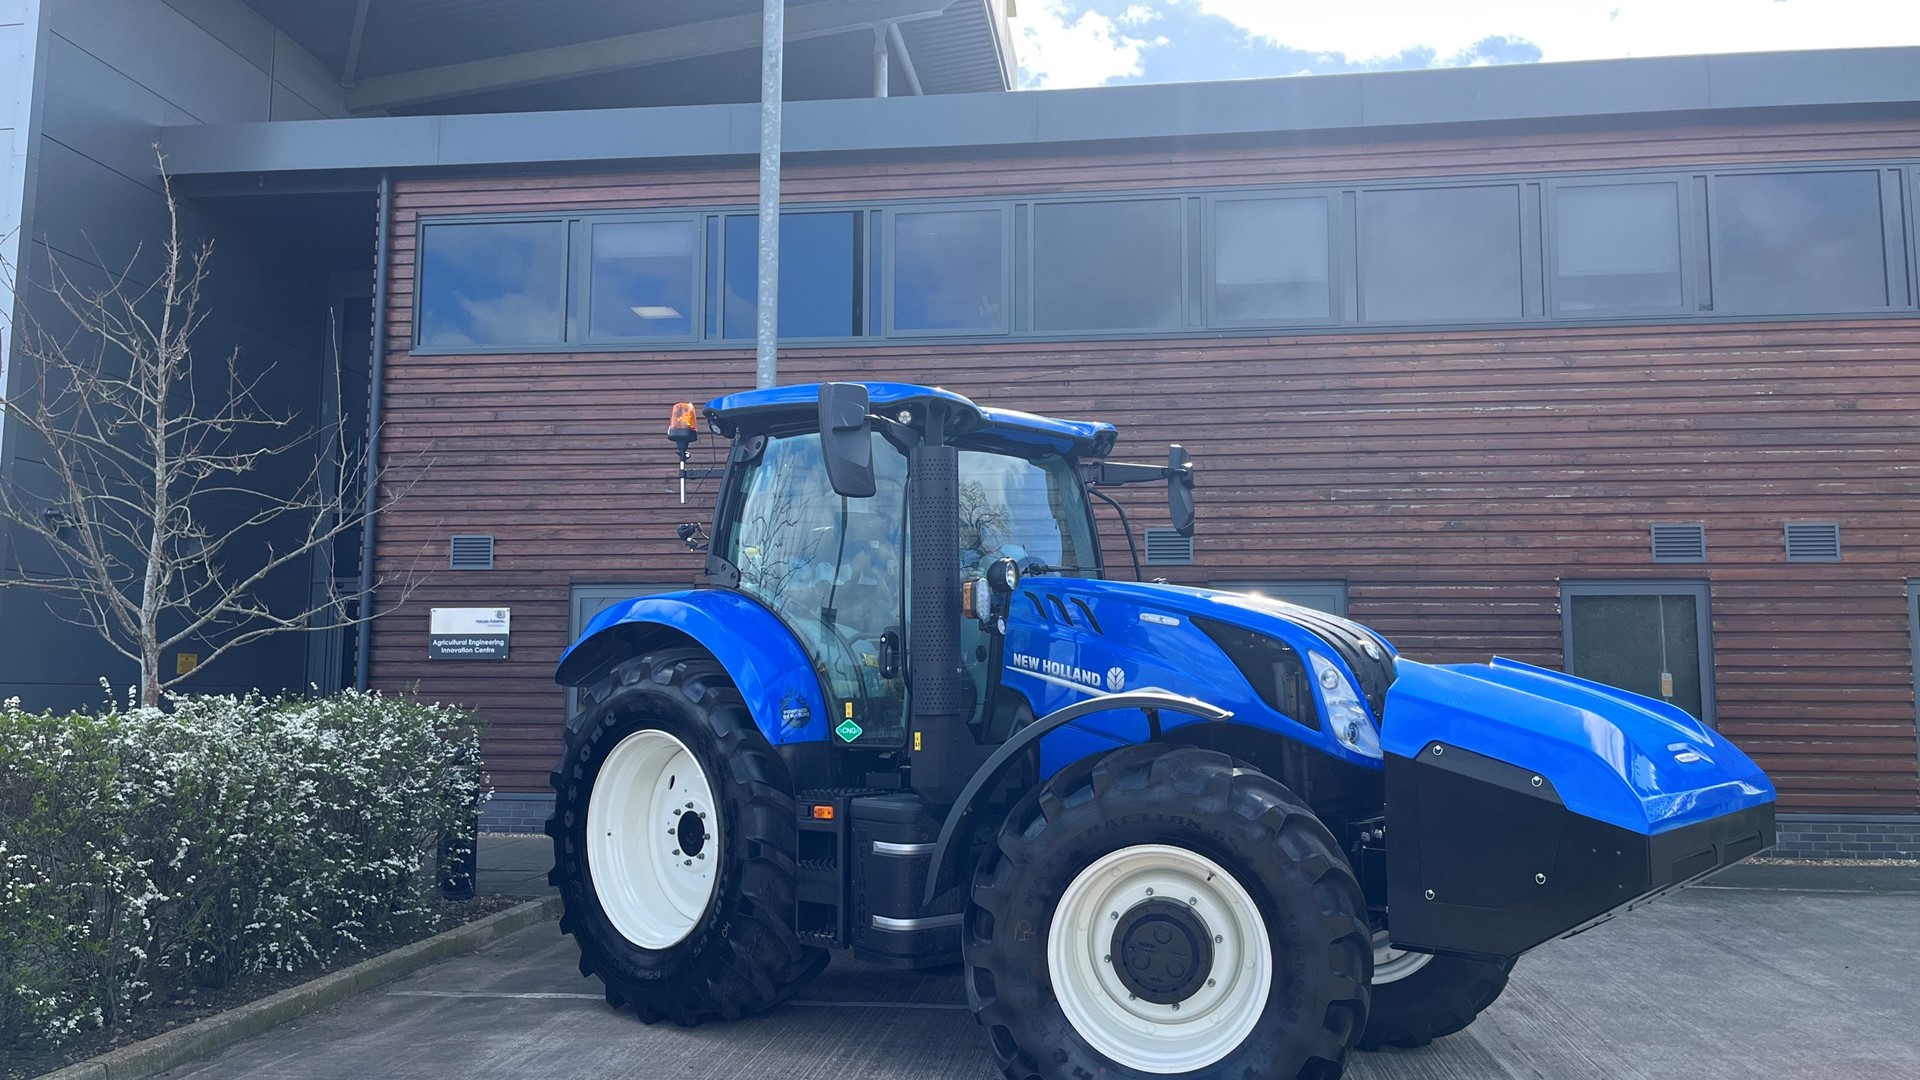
155, 879, 1919, 1080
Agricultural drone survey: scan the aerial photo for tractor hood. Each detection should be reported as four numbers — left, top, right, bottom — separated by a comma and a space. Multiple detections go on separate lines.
1381, 656, 1774, 834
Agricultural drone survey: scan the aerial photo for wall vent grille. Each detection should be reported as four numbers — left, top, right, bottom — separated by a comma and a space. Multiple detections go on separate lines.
449, 534, 496, 570
1143, 528, 1194, 566
1649, 523, 1706, 563
1784, 522, 1841, 562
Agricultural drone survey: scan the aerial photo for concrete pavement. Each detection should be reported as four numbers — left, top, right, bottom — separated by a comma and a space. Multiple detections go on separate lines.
154, 861, 1919, 1080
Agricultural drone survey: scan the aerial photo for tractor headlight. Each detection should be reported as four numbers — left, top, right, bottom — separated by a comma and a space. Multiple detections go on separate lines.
1308, 652, 1382, 759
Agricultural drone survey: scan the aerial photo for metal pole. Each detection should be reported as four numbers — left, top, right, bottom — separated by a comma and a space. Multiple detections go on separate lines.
873, 24, 889, 97
755, 0, 784, 389
354, 170, 393, 691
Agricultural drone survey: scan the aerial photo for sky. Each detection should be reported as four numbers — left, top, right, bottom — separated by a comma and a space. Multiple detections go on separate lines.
1008, 0, 1920, 90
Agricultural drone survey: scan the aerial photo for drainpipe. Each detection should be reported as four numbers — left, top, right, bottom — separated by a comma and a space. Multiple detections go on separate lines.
756, 0, 783, 389
354, 170, 392, 691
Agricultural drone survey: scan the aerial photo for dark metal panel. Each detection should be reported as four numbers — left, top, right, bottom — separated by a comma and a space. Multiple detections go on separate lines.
269, 81, 329, 122
28, 137, 175, 285
270, 29, 352, 118
51, 0, 271, 125
163, 0, 278, 70
37, 33, 198, 193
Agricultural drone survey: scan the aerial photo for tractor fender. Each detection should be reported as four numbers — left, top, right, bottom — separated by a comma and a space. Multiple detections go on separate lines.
554, 589, 830, 747
921, 689, 1232, 908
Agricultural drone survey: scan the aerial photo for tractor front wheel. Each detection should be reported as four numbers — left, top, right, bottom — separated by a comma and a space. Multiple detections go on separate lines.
546, 649, 826, 1024
964, 744, 1371, 1079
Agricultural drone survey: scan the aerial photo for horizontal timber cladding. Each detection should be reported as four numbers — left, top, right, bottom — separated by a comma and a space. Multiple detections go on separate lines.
371, 118, 1920, 814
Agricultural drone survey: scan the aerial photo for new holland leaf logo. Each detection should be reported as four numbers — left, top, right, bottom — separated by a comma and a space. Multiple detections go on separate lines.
836, 718, 864, 742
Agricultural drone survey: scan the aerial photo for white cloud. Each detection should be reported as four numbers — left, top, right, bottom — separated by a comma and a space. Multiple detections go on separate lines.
1189, 0, 1920, 65
1013, 1, 1170, 89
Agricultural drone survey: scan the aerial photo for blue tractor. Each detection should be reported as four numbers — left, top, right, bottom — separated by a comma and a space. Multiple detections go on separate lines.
548, 383, 1775, 1079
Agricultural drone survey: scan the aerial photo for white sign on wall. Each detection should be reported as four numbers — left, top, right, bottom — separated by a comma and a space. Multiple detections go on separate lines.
430, 607, 510, 660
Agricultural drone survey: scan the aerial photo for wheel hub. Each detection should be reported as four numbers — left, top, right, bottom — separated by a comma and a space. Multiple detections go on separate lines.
675, 809, 707, 858
1111, 900, 1214, 1004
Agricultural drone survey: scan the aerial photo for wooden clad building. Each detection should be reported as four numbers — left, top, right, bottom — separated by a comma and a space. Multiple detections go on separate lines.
365, 100, 1920, 846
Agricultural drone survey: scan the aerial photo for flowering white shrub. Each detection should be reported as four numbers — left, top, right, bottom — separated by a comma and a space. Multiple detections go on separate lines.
0, 690, 485, 1051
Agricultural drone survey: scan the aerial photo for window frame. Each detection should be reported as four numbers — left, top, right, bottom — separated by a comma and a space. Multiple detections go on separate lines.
1560, 579, 1716, 728
1202, 191, 1342, 329
1544, 174, 1697, 319
1354, 180, 1532, 326
711, 208, 867, 341
883, 202, 1015, 338
414, 213, 572, 351
1025, 193, 1194, 335
1704, 166, 1904, 317
569, 214, 706, 345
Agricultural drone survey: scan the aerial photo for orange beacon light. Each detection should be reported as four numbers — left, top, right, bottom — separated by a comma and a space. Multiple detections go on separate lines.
667, 402, 699, 503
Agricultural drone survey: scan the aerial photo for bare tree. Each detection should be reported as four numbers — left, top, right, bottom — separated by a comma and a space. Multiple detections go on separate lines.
0, 157, 416, 705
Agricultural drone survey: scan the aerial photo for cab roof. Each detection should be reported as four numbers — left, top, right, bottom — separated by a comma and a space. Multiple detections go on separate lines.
705, 382, 1119, 458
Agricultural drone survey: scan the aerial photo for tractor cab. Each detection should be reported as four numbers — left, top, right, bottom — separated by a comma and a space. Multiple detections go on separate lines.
699, 383, 1112, 752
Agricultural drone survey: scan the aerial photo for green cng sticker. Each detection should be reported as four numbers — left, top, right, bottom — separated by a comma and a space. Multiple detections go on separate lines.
835, 718, 864, 743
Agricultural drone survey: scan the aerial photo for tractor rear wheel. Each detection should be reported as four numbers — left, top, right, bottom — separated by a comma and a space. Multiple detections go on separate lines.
546, 649, 826, 1025
964, 744, 1371, 1079
1358, 934, 1513, 1050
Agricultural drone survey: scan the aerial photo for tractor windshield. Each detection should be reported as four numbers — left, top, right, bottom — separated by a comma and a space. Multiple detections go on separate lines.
958, 450, 1100, 577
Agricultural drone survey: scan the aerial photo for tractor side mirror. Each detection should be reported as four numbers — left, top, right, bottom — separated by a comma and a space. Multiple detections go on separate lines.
819, 383, 876, 498
1168, 444, 1195, 537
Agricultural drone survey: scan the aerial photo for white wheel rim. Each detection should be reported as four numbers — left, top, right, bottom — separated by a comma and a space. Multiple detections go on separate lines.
1371, 931, 1435, 985
586, 729, 719, 950
1047, 845, 1273, 1075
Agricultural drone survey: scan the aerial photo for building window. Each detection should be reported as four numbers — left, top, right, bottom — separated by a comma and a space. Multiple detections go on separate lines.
1561, 582, 1714, 726
1210, 580, 1348, 616
1210, 196, 1332, 323
1359, 185, 1523, 323
891, 207, 1007, 333
1713, 170, 1891, 313
1033, 199, 1185, 331
584, 219, 699, 340
719, 211, 862, 339
417, 220, 566, 347
1552, 181, 1685, 315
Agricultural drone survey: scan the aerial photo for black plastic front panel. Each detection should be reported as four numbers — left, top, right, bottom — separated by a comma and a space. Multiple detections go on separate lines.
1385, 742, 1774, 961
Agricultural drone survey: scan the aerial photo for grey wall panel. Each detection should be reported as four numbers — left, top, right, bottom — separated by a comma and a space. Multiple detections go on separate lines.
28, 136, 171, 282
269, 80, 327, 122
159, 0, 273, 71
38, 33, 195, 191
47, 0, 269, 124
269, 28, 349, 118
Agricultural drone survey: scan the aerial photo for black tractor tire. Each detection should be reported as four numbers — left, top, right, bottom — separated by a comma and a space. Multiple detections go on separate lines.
1358, 952, 1515, 1050
545, 648, 827, 1025
964, 743, 1372, 1080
